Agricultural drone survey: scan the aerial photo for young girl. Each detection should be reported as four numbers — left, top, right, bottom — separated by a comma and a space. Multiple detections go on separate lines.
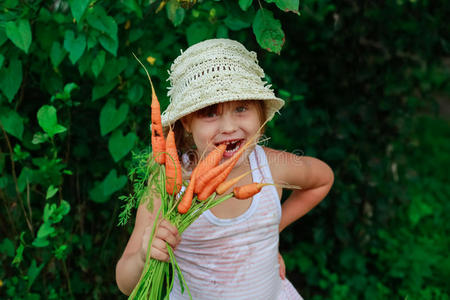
116, 39, 334, 299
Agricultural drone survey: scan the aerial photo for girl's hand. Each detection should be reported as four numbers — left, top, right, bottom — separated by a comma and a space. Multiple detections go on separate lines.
141, 219, 181, 263
278, 252, 286, 280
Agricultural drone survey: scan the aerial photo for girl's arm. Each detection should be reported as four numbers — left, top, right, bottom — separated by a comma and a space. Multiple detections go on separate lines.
115, 196, 181, 295
266, 148, 334, 232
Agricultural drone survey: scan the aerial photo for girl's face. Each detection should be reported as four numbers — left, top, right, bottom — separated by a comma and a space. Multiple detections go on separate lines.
183, 101, 264, 165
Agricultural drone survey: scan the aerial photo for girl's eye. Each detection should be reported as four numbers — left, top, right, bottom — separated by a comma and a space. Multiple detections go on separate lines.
206, 112, 217, 118
236, 106, 247, 113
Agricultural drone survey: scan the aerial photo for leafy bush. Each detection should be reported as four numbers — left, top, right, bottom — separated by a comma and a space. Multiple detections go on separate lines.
0, 0, 449, 299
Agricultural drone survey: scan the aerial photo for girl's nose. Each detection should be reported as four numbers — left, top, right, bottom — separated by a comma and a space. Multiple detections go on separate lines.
219, 113, 238, 134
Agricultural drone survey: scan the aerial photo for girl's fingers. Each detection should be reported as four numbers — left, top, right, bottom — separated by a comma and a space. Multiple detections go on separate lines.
156, 222, 181, 248
150, 246, 170, 262
160, 219, 180, 237
155, 228, 179, 249
152, 238, 169, 254
141, 235, 170, 262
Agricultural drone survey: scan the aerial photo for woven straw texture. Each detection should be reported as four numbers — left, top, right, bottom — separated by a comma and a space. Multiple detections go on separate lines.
161, 39, 285, 127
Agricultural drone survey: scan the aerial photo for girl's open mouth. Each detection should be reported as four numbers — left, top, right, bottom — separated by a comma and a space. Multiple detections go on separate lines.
215, 139, 244, 158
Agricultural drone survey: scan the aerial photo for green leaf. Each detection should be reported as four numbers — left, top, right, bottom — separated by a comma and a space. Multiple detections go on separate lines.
12, 233, 25, 266
5, 19, 32, 53
89, 170, 126, 203
92, 51, 106, 78
32, 132, 49, 144
0, 58, 22, 102
224, 14, 253, 31
92, 79, 118, 101
216, 24, 229, 39
31, 237, 49, 248
99, 35, 118, 56
103, 169, 127, 196
108, 129, 137, 162
239, 0, 253, 11
100, 98, 129, 136
253, 8, 285, 54
36, 222, 55, 239
86, 8, 118, 39
27, 259, 45, 290
63, 82, 79, 97
87, 31, 99, 50
43, 203, 56, 223
3, 0, 18, 9
68, 0, 90, 22
0, 54, 4, 69
86, 6, 119, 54
127, 83, 144, 103
51, 82, 79, 103
186, 22, 215, 46
166, 0, 185, 27
101, 57, 127, 82
50, 42, 66, 68
63, 30, 86, 64
122, 0, 143, 18
0, 108, 24, 140
77, 51, 93, 76
89, 182, 109, 203
17, 167, 33, 192
37, 105, 67, 138
52, 200, 71, 223
46, 185, 58, 199
266, 0, 300, 14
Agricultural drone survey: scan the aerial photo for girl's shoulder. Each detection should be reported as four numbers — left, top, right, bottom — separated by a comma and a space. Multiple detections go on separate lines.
261, 146, 334, 191
261, 146, 313, 188
260, 146, 300, 184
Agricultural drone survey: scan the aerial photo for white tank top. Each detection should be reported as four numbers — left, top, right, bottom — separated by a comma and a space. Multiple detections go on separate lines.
170, 145, 283, 300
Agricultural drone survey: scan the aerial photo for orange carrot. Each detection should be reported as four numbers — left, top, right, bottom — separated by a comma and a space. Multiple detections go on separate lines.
165, 128, 182, 195
177, 167, 198, 214
197, 156, 241, 201
195, 144, 226, 178
150, 79, 166, 164
233, 183, 269, 199
195, 136, 255, 195
193, 144, 226, 194
233, 182, 302, 200
133, 53, 165, 164
215, 169, 253, 195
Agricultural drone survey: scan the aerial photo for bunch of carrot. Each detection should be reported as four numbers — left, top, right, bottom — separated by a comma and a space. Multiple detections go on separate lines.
126, 58, 274, 300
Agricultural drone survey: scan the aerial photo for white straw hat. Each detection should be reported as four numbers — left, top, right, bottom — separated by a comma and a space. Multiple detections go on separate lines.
161, 38, 285, 127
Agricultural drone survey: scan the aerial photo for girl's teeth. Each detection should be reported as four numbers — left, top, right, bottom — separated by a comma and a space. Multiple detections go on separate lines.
225, 141, 240, 153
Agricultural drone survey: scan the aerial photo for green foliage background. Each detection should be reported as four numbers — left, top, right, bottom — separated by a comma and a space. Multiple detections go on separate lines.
0, 0, 449, 299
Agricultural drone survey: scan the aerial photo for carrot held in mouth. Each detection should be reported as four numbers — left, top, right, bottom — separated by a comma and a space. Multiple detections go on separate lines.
194, 144, 226, 182
195, 136, 256, 195
197, 160, 236, 201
